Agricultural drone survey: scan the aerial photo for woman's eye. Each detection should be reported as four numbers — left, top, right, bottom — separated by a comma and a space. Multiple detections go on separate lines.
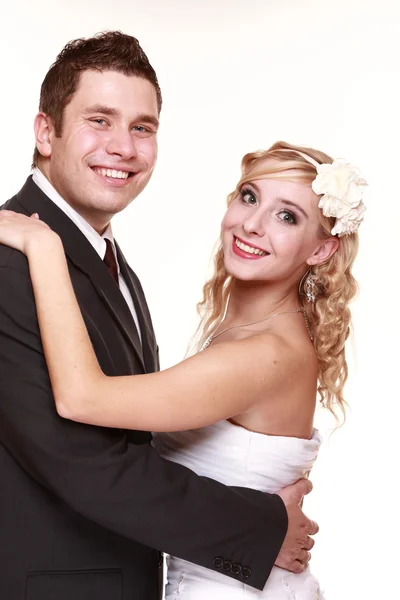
240, 189, 257, 205
278, 210, 297, 225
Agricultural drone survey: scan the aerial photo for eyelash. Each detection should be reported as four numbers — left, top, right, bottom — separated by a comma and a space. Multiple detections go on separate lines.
240, 188, 298, 225
89, 120, 152, 134
240, 188, 257, 205
277, 210, 297, 225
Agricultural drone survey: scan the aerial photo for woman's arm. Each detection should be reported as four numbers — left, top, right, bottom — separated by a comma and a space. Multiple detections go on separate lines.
0, 212, 302, 432
30, 233, 298, 431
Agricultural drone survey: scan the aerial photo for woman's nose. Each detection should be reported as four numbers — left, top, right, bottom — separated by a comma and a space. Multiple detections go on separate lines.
242, 209, 266, 237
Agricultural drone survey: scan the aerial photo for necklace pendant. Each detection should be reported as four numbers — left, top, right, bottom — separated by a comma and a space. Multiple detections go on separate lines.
201, 335, 213, 351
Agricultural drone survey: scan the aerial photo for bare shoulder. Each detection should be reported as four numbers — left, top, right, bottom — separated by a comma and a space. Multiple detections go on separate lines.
201, 327, 316, 390
243, 327, 316, 372
229, 329, 318, 436
240, 327, 318, 398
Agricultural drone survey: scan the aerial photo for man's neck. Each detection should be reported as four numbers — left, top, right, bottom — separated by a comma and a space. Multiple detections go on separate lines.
34, 164, 111, 234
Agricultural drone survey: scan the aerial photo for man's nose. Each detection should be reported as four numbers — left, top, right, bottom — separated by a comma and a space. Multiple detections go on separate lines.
106, 129, 138, 160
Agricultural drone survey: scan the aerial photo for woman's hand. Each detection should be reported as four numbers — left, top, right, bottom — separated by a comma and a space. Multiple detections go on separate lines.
0, 210, 57, 254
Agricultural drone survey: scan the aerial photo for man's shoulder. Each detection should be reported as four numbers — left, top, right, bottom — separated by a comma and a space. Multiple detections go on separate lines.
0, 245, 29, 273
1, 188, 27, 213
0, 185, 32, 271
0, 195, 29, 270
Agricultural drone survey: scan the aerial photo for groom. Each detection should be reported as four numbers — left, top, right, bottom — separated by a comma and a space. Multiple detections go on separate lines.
0, 32, 316, 599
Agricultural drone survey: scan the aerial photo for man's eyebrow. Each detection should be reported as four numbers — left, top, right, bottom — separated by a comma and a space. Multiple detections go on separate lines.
83, 104, 120, 116
83, 105, 159, 128
134, 113, 159, 128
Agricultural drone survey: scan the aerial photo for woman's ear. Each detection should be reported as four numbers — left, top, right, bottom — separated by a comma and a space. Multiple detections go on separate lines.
306, 236, 339, 266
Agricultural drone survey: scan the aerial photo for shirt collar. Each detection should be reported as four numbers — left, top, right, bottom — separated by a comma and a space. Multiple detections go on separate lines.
32, 167, 117, 264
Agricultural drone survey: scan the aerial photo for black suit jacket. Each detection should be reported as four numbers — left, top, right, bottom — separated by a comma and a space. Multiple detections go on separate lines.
0, 177, 287, 600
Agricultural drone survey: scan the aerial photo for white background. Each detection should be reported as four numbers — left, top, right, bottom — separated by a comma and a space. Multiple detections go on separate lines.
1, 1, 399, 597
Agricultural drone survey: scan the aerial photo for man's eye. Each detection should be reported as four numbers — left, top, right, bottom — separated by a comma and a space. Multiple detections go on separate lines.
133, 125, 154, 134
91, 118, 107, 125
132, 125, 155, 137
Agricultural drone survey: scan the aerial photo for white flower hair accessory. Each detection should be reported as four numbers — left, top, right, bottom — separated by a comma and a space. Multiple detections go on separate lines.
311, 158, 367, 237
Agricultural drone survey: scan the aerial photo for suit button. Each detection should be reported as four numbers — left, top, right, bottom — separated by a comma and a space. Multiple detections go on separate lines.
223, 560, 232, 571
213, 556, 223, 569
232, 563, 242, 575
242, 566, 252, 579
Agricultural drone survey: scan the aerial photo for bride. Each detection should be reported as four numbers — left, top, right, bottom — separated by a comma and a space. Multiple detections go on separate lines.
0, 141, 365, 599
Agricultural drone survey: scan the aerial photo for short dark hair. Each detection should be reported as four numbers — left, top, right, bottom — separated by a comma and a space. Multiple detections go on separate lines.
32, 31, 162, 167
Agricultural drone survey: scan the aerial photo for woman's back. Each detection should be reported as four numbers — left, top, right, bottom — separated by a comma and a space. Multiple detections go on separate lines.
210, 312, 318, 439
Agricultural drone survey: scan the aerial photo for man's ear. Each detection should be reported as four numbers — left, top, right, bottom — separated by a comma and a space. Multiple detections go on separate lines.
34, 113, 54, 159
306, 236, 339, 266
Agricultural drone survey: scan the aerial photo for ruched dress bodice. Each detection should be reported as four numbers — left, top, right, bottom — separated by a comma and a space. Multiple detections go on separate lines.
153, 421, 324, 599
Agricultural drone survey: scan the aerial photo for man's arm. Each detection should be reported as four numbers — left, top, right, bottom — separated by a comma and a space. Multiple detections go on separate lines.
0, 256, 288, 591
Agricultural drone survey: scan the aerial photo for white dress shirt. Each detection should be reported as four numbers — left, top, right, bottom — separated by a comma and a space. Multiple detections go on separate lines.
32, 168, 141, 341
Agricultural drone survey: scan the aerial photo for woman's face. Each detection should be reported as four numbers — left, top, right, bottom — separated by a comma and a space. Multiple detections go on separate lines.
221, 166, 334, 285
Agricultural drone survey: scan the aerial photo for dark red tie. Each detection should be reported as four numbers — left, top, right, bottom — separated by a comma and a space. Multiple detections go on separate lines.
103, 239, 119, 286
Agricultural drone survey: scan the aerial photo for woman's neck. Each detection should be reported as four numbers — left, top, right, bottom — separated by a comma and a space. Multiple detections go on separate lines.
224, 279, 300, 326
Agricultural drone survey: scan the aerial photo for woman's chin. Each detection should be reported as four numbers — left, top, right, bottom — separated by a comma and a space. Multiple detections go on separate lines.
225, 268, 267, 284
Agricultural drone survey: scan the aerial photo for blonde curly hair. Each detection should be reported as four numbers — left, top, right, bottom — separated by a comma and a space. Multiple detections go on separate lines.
193, 141, 359, 423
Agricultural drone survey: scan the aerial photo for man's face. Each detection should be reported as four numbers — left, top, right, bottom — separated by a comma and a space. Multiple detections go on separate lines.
36, 70, 159, 232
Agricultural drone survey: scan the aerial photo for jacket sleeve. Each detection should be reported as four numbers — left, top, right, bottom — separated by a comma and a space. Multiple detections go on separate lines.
0, 257, 288, 591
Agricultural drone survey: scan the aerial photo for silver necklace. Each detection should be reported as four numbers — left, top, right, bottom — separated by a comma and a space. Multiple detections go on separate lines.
201, 308, 307, 351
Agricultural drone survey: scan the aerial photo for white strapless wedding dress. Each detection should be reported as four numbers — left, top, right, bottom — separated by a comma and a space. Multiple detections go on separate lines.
153, 420, 324, 599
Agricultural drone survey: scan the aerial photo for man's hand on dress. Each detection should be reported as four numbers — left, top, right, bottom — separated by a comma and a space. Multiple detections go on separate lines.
275, 478, 318, 573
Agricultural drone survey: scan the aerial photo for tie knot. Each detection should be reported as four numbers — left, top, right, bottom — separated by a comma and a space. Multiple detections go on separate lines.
103, 238, 119, 286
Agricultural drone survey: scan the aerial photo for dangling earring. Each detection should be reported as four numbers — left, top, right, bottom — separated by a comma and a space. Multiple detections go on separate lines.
300, 269, 318, 303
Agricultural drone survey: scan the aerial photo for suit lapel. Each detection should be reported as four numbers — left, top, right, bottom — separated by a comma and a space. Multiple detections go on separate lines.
116, 243, 158, 373
14, 177, 145, 370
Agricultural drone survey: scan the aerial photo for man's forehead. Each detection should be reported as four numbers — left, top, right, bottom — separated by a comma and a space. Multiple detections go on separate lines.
75, 69, 156, 96
69, 70, 159, 116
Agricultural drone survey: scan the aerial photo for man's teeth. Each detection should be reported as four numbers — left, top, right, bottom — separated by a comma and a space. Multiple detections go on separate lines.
235, 238, 267, 256
95, 168, 130, 179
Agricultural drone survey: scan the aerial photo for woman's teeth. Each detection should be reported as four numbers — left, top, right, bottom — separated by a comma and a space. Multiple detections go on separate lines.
235, 238, 267, 256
